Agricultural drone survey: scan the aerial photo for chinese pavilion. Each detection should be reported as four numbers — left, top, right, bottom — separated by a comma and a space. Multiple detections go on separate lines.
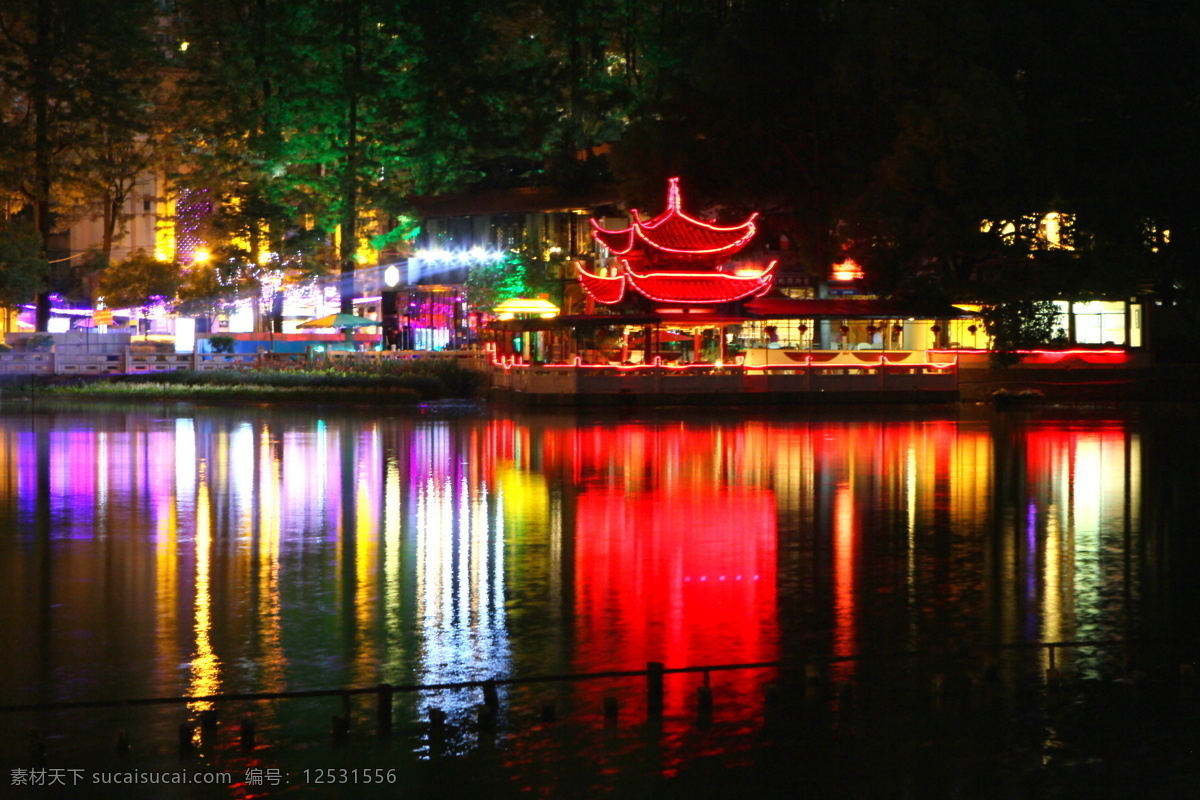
577, 178, 776, 308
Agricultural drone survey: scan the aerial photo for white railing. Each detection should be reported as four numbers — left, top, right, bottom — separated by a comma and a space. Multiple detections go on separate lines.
0, 350, 259, 376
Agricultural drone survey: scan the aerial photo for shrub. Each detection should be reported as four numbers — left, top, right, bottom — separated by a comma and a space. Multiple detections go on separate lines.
26, 334, 55, 352
208, 335, 236, 354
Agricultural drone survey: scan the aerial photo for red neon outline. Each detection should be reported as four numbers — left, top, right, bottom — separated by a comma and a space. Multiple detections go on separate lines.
490, 353, 956, 373
576, 261, 628, 304
589, 219, 637, 255
624, 260, 777, 304
590, 177, 758, 258
929, 347, 1128, 364
931, 348, 1126, 355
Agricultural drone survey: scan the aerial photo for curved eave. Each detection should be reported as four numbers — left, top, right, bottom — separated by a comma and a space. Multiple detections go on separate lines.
589, 219, 636, 255
576, 263, 628, 305
624, 261, 777, 304
632, 219, 758, 256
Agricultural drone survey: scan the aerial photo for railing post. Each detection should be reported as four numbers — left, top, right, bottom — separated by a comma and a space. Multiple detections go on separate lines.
647, 661, 665, 720
376, 683, 393, 738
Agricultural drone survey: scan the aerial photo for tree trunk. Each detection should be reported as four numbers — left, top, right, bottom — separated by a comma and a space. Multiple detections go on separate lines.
338, 0, 362, 315
33, 0, 54, 332
101, 189, 118, 264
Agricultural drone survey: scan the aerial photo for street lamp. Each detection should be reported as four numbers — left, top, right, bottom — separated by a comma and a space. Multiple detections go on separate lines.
381, 265, 401, 350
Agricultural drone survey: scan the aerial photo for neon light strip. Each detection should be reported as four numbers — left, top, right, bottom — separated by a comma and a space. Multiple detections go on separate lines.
490, 355, 956, 372
930, 349, 1127, 355
625, 260, 777, 282
575, 262, 628, 304
632, 223, 757, 255
589, 219, 637, 255
590, 178, 758, 256
623, 260, 776, 304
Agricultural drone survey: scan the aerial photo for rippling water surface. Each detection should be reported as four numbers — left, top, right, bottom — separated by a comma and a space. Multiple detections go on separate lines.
2, 401, 1198, 793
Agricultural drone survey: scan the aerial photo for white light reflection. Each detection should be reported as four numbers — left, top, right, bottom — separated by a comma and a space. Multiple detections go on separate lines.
413, 429, 509, 721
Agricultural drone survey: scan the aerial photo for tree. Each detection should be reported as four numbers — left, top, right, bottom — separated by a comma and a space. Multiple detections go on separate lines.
464, 251, 555, 315
0, 0, 162, 329
980, 300, 1062, 367
96, 249, 182, 317
0, 218, 49, 333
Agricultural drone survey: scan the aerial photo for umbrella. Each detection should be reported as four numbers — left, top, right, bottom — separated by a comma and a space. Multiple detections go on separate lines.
298, 313, 380, 345
297, 313, 380, 329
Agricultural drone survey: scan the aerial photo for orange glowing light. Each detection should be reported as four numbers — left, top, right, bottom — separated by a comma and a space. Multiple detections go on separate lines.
830, 258, 864, 282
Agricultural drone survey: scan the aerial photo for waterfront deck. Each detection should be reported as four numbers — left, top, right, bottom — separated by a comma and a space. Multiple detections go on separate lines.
488, 350, 959, 405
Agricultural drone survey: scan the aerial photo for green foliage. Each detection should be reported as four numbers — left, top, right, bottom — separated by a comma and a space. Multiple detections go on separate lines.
207, 335, 236, 354
464, 252, 538, 314
980, 301, 1063, 367
0, 0, 163, 318
97, 250, 181, 312
0, 219, 49, 320
175, 263, 242, 320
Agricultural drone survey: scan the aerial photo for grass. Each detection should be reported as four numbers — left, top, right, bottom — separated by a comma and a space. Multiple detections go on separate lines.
0, 360, 484, 404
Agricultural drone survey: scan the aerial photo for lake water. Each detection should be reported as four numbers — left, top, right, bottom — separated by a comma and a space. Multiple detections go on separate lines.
2, 400, 1198, 794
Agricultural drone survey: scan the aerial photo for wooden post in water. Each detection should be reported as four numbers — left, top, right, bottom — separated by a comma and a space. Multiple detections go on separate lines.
1046, 644, 1062, 688
239, 719, 256, 751
28, 729, 45, 764
115, 729, 130, 755
177, 724, 194, 758
199, 709, 219, 733
331, 715, 350, 746
540, 702, 557, 723
482, 679, 499, 711
697, 669, 713, 724
763, 684, 781, 732
647, 662, 665, 720
376, 684, 394, 738
429, 707, 446, 734
603, 697, 619, 727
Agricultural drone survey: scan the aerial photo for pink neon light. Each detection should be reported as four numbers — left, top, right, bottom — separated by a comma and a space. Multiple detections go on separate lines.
929, 348, 1128, 365
931, 348, 1126, 356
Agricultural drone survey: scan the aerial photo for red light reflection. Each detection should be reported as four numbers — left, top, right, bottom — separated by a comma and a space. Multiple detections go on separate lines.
574, 486, 777, 717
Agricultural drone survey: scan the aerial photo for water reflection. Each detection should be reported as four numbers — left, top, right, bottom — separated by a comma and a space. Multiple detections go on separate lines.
0, 405, 1189, 759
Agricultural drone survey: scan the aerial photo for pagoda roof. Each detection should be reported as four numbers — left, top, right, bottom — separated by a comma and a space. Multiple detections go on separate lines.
591, 178, 757, 261
577, 260, 776, 306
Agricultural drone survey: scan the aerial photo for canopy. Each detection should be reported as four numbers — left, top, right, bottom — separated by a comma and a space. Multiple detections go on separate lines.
297, 313, 379, 329
494, 297, 560, 316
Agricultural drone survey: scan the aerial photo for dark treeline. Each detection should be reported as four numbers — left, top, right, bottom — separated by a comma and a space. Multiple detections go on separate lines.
1, 0, 1197, 340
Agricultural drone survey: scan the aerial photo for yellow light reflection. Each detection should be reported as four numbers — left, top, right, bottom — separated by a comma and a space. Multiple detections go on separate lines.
256, 426, 285, 692
352, 431, 381, 687
381, 452, 405, 683
188, 462, 220, 710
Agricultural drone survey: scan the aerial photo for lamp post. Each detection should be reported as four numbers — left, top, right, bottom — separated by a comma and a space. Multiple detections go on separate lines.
381, 265, 400, 350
